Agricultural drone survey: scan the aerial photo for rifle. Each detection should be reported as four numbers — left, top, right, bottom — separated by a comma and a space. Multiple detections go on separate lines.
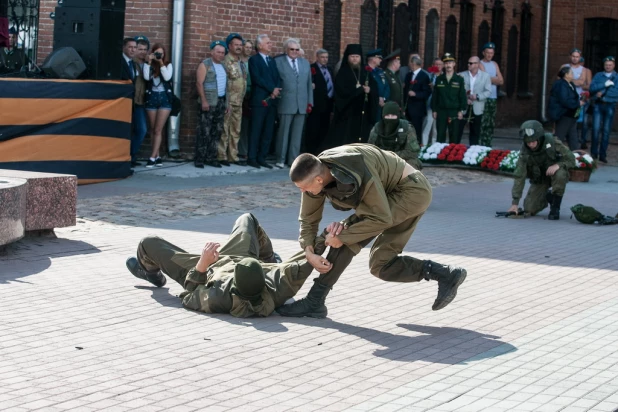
495, 208, 528, 218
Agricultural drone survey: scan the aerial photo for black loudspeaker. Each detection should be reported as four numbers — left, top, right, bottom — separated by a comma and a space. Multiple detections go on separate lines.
52, 6, 125, 80
41, 47, 87, 79
58, 0, 126, 11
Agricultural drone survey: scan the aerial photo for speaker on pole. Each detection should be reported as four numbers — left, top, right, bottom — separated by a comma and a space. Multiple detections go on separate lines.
52, 4, 125, 80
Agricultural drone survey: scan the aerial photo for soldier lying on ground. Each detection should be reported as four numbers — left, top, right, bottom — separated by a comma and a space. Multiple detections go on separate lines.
276, 144, 467, 318
507, 120, 576, 220
125, 213, 352, 317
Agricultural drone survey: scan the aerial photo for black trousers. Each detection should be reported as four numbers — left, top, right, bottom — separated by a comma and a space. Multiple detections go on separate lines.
458, 112, 483, 146
555, 116, 579, 151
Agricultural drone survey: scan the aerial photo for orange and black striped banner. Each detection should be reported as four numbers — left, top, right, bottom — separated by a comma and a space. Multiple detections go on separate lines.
0, 78, 134, 183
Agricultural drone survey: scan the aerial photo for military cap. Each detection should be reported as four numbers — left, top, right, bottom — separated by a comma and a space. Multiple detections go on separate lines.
226, 33, 243, 45
520, 120, 545, 143
383, 49, 401, 63
603, 56, 615, 62
8, 27, 17, 35
442, 53, 455, 62
134, 35, 150, 47
210, 40, 227, 51
482, 42, 496, 50
366, 48, 383, 59
232, 257, 265, 303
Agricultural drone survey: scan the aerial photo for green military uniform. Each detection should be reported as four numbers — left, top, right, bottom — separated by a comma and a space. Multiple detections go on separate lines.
512, 120, 575, 219
299, 144, 433, 280
219, 52, 247, 163
0, 47, 27, 74
384, 68, 404, 110
431, 54, 467, 143
368, 101, 422, 170
134, 213, 336, 317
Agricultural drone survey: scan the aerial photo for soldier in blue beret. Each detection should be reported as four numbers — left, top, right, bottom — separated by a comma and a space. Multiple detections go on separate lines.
366, 48, 390, 122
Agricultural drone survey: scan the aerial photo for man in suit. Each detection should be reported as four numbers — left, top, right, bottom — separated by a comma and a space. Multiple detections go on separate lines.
121, 37, 142, 167
305, 48, 334, 155
121, 37, 137, 81
457, 56, 492, 146
273, 39, 313, 168
404, 56, 432, 144
247, 34, 281, 169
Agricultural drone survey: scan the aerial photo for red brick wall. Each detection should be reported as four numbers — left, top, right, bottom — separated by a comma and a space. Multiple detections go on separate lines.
35, 0, 616, 154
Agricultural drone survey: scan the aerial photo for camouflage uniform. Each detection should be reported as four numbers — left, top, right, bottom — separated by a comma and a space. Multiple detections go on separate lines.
219, 53, 247, 163
135, 213, 345, 317
368, 119, 422, 170
512, 126, 575, 216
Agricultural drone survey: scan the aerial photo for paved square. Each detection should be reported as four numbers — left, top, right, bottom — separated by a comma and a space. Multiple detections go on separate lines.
1, 163, 617, 411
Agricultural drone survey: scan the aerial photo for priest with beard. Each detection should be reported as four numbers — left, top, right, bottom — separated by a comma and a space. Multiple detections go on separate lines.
323, 44, 378, 149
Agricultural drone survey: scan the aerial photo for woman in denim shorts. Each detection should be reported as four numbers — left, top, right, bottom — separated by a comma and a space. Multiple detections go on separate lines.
143, 43, 174, 167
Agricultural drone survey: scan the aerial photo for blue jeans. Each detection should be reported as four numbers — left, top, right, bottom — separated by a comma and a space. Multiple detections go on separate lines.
580, 102, 590, 145
131, 105, 148, 161
592, 102, 615, 159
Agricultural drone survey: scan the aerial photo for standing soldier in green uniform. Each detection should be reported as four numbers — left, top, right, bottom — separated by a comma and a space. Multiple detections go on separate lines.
218, 33, 248, 166
383, 49, 404, 112
507, 120, 576, 220
431, 53, 467, 143
125, 213, 350, 317
277, 144, 467, 318
368, 101, 422, 169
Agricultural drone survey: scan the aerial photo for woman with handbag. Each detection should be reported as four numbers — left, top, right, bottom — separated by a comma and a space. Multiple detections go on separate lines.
143, 43, 174, 167
549, 66, 585, 151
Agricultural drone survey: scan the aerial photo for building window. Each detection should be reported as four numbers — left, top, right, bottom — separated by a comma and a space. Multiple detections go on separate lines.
393, 3, 411, 64
444, 15, 458, 57
408, 0, 420, 53
360, 0, 377, 55
424, 9, 439, 62
506, 25, 518, 97
584, 18, 618, 74
478, 20, 490, 56
4, 0, 40, 69
323, 0, 342, 67
517, 3, 532, 96
458, 1, 474, 72
490, 0, 505, 66
378, 0, 393, 54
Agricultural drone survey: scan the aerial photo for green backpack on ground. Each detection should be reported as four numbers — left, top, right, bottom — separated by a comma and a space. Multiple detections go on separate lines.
570, 204, 618, 225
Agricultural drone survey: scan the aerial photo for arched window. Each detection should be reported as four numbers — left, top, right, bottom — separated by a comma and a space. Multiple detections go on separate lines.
458, 2, 474, 72
424, 9, 439, 62
323, 0, 342, 67
394, 3, 411, 64
506, 25, 518, 97
408, 0, 421, 53
517, 3, 532, 96
444, 15, 458, 57
360, 0, 377, 55
378, 0, 393, 53
478, 20, 490, 56
490, 0, 505, 66
584, 18, 618, 74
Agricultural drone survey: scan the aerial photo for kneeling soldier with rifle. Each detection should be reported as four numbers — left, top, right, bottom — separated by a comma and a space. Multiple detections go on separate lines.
507, 120, 575, 220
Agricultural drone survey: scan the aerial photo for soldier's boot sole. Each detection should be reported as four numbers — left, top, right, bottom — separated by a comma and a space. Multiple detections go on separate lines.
275, 300, 328, 319
432, 269, 467, 311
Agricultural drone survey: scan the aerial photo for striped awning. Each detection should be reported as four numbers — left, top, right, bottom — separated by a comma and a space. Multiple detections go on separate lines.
0, 78, 134, 184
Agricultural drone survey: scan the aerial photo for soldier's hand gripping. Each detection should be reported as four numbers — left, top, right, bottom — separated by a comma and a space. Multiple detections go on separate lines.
507, 204, 519, 214
196, 242, 220, 272
325, 221, 344, 249
546, 164, 560, 176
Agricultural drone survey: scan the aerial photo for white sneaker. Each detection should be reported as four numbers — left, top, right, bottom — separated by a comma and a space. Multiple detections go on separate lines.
275, 162, 285, 169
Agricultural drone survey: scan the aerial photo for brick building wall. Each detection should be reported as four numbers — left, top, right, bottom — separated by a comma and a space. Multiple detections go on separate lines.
36, 0, 616, 155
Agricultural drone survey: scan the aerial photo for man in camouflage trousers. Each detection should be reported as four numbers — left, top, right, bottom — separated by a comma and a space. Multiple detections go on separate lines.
507, 120, 576, 220
218, 33, 247, 166
125, 213, 351, 317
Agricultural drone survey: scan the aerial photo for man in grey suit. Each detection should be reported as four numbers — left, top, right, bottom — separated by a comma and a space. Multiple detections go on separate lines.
457, 56, 492, 145
274, 38, 313, 168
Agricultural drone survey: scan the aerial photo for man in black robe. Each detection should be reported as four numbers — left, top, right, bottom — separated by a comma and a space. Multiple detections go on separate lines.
322, 44, 378, 149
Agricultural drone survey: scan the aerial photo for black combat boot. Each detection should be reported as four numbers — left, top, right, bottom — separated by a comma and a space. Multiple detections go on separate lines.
422, 260, 467, 310
126, 257, 167, 287
548, 194, 563, 220
275, 280, 331, 318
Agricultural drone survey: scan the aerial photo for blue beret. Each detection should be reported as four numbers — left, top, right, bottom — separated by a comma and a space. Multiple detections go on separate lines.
226, 33, 243, 45
366, 48, 383, 58
134, 35, 150, 47
482, 42, 496, 50
210, 40, 227, 51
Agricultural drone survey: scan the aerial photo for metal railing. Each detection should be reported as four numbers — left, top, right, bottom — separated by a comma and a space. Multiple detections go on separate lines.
2, 0, 39, 75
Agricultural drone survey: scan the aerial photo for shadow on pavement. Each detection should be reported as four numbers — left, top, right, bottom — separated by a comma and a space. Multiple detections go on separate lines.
143, 286, 516, 365
0, 237, 101, 284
